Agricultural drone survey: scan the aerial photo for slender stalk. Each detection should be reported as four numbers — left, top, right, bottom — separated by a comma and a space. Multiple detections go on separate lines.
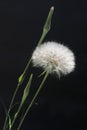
10, 74, 33, 129
3, 6, 54, 130
7, 5, 54, 115
37, 30, 47, 47
3, 116, 8, 130
3, 84, 20, 130
9, 84, 20, 113
17, 72, 49, 130
18, 6, 54, 80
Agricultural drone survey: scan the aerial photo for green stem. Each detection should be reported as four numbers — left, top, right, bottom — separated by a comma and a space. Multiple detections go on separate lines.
17, 72, 49, 130
3, 84, 20, 130
9, 84, 20, 113
3, 116, 8, 130
11, 74, 33, 129
18, 6, 54, 80
10, 107, 20, 129
37, 30, 47, 47
3, 6, 54, 130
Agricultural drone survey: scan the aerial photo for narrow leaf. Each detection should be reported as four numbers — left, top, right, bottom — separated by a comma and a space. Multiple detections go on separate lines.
20, 73, 33, 108
43, 6, 54, 34
37, 6, 54, 46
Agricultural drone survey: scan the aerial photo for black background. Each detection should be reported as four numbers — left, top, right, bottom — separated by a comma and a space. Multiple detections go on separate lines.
0, 0, 87, 130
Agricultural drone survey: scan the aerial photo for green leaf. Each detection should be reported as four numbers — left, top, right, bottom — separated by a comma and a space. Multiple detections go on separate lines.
37, 6, 54, 46
20, 73, 33, 109
43, 6, 54, 34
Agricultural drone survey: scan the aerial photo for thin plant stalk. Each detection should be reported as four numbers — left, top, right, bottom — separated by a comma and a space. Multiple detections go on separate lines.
10, 74, 33, 130
3, 6, 54, 130
17, 72, 49, 130
3, 116, 8, 130
10, 5, 54, 111
18, 6, 54, 83
3, 84, 20, 130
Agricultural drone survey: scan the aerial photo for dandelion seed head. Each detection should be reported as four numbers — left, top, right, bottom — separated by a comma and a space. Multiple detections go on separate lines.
31, 41, 75, 76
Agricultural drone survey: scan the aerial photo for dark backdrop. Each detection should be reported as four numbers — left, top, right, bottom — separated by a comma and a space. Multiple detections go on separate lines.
0, 0, 87, 130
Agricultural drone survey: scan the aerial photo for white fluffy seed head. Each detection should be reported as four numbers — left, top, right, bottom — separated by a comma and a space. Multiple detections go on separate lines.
31, 41, 75, 76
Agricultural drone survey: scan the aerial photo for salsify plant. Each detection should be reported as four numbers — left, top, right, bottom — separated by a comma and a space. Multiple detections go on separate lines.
2, 6, 75, 130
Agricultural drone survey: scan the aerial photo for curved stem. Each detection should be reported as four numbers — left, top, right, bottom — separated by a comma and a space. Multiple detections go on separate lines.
17, 72, 49, 130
